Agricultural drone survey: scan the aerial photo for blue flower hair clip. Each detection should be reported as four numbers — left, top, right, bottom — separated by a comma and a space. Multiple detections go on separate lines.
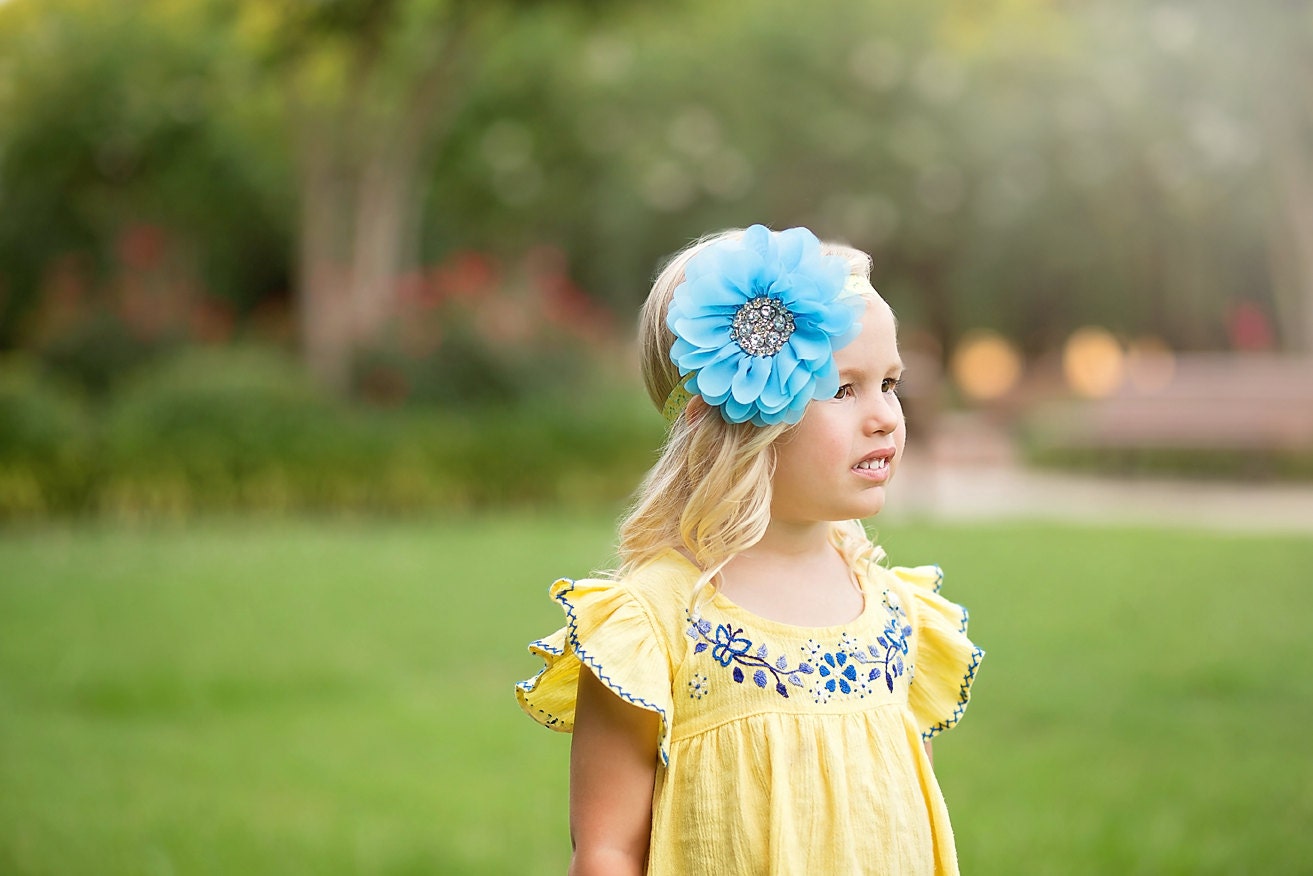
665, 224, 867, 426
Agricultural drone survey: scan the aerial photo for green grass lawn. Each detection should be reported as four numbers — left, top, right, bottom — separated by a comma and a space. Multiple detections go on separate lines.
1, 513, 1310, 874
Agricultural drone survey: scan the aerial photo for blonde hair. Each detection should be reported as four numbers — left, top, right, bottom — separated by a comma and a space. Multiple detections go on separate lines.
616, 228, 876, 603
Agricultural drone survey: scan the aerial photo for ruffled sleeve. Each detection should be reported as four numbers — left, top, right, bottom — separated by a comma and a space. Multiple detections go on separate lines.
891, 565, 984, 741
515, 576, 676, 765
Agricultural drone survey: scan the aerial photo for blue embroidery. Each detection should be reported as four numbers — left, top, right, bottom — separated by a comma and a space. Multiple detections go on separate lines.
685, 613, 810, 698
685, 590, 914, 703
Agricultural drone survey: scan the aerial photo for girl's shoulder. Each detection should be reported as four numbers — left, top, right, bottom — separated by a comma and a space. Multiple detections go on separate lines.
598, 550, 702, 618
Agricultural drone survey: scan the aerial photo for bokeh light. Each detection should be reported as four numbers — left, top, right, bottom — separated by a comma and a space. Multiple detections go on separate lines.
1063, 326, 1125, 398
1125, 335, 1177, 393
950, 329, 1023, 402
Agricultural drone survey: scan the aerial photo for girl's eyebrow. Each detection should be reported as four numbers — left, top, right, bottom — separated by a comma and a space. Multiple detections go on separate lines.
840, 361, 905, 378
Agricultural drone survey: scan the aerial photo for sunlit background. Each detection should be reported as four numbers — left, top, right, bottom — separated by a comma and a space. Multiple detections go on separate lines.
1, 1, 1312, 873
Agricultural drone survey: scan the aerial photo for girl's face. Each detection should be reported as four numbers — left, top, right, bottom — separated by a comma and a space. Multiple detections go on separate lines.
770, 296, 906, 526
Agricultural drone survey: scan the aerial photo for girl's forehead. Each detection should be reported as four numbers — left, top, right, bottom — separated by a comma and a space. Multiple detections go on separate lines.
838, 297, 900, 368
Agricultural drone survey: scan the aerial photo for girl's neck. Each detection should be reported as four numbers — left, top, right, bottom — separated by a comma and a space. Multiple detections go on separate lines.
716, 518, 863, 628
749, 517, 834, 560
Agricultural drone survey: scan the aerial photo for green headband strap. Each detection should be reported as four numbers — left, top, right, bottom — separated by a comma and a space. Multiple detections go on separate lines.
662, 372, 695, 425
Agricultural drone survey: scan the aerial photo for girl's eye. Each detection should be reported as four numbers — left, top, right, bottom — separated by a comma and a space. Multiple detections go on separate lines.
882, 377, 903, 394
833, 383, 855, 400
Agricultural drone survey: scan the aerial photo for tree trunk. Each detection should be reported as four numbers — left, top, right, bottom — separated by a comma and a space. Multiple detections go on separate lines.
297, 132, 356, 391
292, 26, 468, 393
1267, 116, 1313, 353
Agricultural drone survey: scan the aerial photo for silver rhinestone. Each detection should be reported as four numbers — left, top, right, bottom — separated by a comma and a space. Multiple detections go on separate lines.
730, 297, 796, 357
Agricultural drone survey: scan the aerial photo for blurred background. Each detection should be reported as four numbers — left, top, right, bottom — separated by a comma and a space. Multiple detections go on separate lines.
1, 0, 1311, 514
1, 0, 1311, 873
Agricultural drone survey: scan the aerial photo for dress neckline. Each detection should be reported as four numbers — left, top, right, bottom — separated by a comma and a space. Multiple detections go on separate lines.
662, 527, 886, 636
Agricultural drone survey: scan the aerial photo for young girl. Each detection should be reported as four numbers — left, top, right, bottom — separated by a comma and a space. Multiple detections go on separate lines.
516, 224, 983, 875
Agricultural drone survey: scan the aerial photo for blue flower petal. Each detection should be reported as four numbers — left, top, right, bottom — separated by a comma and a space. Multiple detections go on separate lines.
695, 355, 740, 399
677, 272, 751, 311
665, 224, 865, 426
730, 356, 772, 404
773, 227, 818, 272
740, 224, 773, 261
672, 313, 733, 348
788, 329, 831, 362
721, 396, 753, 423
809, 359, 840, 400
675, 340, 741, 372
778, 390, 812, 424
692, 247, 764, 298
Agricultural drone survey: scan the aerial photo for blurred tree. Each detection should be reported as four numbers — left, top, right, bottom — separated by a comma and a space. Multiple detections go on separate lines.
0, 0, 289, 359
235, 0, 621, 391
2, 0, 1311, 392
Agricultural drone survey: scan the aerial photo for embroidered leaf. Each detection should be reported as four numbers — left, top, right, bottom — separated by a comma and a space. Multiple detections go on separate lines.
869, 668, 881, 681
686, 627, 698, 639
799, 662, 814, 674
877, 636, 889, 649
694, 642, 708, 654
788, 673, 803, 686
886, 673, 895, 693
776, 682, 789, 698
753, 670, 768, 688
698, 619, 712, 634
756, 643, 769, 660
868, 644, 881, 658
902, 625, 913, 638
852, 652, 870, 664
732, 666, 744, 684
776, 656, 788, 670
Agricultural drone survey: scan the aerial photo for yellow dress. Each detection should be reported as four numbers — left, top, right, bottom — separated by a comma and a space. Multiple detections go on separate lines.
516, 527, 983, 875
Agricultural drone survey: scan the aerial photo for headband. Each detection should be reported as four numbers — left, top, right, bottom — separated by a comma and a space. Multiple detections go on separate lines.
663, 224, 869, 426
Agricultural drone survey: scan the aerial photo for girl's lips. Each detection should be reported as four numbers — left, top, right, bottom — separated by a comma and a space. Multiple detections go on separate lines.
852, 448, 895, 482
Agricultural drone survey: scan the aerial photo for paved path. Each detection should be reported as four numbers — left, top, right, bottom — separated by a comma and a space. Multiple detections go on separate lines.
881, 414, 1313, 535
886, 460, 1313, 534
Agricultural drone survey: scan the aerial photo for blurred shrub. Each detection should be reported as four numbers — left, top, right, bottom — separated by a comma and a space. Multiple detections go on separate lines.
101, 347, 355, 513
35, 309, 181, 398
1022, 443, 1313, 483
0, 346, 663, 518
0, 361, 93, 515
352, 247, 617, 408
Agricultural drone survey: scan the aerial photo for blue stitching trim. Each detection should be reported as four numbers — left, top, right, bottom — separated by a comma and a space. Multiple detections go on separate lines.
920, 645, 984, 741
529, 637, 564, 656
553, 578, 672, 766
516, 673, 568, 728
932, 565, 944, 594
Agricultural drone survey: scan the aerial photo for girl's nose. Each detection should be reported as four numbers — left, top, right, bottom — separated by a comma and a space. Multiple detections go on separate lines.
864, 391, 903, 435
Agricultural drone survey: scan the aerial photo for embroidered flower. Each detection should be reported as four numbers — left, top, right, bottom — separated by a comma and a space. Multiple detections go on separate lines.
666, 224, 865, 425
818, 651, 860, 695
710, 624, 753, 667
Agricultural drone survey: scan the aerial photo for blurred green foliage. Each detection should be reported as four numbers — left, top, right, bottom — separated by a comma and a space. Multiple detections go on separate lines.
0, 0, 1310, 513
0, 363, 93, 514
1, 0, 1309, 361
0, 351, 663, 519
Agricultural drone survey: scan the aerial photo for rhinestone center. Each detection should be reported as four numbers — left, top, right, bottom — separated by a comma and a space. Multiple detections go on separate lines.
730, 297, 796, 357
